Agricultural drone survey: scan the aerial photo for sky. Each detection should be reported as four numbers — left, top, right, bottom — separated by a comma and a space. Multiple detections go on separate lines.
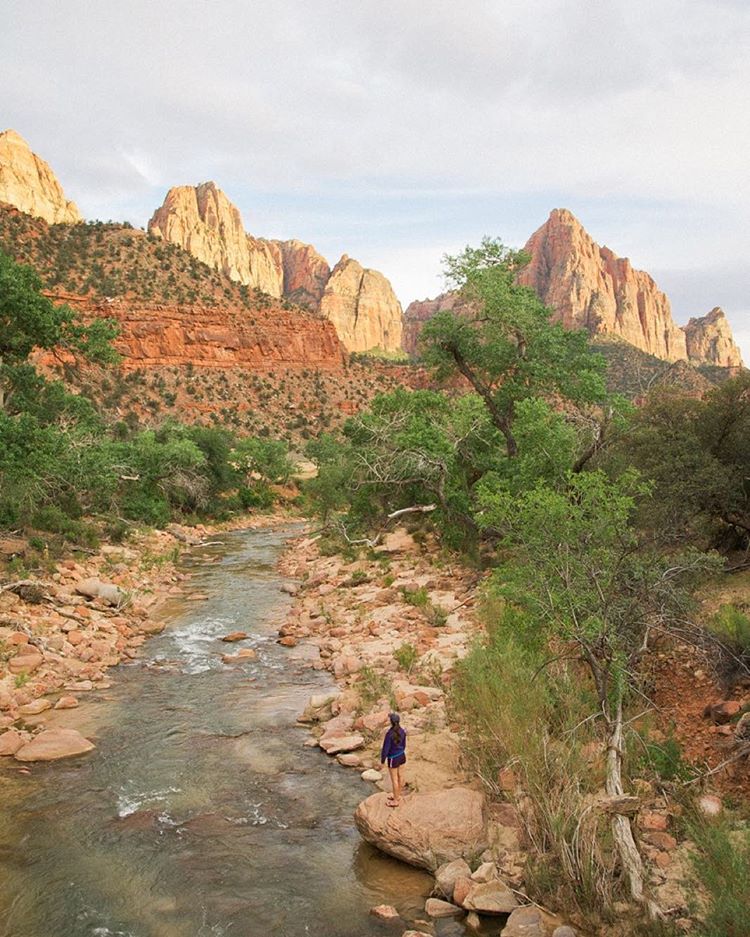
3, 0, 749, 360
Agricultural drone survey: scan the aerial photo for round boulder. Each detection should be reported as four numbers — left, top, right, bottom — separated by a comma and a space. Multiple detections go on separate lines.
354, 788, 488, 871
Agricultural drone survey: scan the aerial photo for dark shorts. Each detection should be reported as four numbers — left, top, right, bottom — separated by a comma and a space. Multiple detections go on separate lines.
387, 753, 406, 768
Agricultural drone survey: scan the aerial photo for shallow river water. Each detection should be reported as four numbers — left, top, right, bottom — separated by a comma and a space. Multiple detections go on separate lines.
0, 527, 460, 937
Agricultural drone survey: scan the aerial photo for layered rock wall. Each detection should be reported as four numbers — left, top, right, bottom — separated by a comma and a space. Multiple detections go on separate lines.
274, 239, 331, 308
0, 129, 81, 225
44, 291, 346, 371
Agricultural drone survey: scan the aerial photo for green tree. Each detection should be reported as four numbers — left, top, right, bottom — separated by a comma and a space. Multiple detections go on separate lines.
0, 250, 119, 409
420, 238, 609, 461
478, 469, 718, 916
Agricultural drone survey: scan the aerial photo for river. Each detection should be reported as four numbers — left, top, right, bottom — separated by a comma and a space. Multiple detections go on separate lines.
0, 527, 459, 937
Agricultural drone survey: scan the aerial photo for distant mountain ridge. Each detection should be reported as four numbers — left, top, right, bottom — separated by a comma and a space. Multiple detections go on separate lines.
406, 209, 743, 368
0, 129, 742, 370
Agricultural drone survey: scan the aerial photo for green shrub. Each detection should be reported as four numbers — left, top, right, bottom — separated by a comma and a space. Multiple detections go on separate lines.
394, 642, 418, 673
690, 819, 750, 937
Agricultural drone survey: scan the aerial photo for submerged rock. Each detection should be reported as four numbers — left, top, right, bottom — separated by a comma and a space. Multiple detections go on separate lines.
354, 788, 488, 871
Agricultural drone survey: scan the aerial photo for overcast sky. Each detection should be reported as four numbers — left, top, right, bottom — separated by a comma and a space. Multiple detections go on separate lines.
3, 0, 749, 359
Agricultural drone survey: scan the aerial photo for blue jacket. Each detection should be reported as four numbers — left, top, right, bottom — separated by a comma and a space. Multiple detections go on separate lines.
380, 727, 406, 763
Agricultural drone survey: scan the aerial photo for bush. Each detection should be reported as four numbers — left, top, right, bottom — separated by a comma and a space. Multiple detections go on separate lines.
238, 482, 275, 510
690, 819, 750, 937
393, 642, 418, 673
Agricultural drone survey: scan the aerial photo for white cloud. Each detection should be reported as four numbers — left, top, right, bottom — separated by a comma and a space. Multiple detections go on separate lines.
1, 0, 747, 359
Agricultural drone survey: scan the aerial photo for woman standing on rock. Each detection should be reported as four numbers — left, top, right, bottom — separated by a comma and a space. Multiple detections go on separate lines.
381, 713, 407, 807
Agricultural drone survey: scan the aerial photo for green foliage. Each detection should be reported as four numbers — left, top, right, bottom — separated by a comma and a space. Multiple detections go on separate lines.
356, 666, 395, 710
421, 238, 608, 458
636, 731, 694, 783
709, 603, 750, 653
689, 820, 750, 937
401, 585, 429, 607
393, 642, 418, 673
232, 436, 292, 484
607, 374, 750, 546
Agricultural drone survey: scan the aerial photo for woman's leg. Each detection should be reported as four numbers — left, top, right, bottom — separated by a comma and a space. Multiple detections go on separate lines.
396, 764, 405, 802
387, 765, 399, 804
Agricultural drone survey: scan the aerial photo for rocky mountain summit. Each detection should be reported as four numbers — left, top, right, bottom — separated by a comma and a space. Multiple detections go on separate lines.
406, 209, 744, 369
148, 182, 403, 353
684, 306, 744, 369
0, 129, 81, 225
320, 255, 403, 354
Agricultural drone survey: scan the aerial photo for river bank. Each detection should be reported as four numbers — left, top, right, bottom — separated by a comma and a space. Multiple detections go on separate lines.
1, 525, 447, 937
0, 512, 288, 760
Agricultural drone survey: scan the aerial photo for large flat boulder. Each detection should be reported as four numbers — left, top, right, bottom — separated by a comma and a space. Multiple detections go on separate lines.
14, 728, 95, 762
354, 788, 488, 871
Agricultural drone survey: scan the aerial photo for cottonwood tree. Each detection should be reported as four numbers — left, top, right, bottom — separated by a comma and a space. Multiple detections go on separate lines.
478, 469, 719, 917
0, 250, 118, 410
420, 238, 611, 464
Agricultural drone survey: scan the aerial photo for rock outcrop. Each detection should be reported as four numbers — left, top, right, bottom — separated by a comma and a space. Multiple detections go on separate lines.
403, 292, 470, 357
274, 239, 331, 309
148, 182, 284, 297
519, 209, 688, 361
148, 185, 404, 352
354, 788, 488, 870
684, 307, 744, 368
43, 291, 347, 371
320, 255, 404, 353
0, 129, 81, 225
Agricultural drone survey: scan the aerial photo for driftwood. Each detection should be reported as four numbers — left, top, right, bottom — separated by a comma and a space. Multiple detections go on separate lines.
607, 698, 662, 919
337, 503, 436, 549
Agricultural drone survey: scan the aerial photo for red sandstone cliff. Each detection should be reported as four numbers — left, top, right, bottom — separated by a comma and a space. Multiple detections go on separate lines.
404, 210, 743, 368
518, 209, 688, 361
44, 291, 347, 372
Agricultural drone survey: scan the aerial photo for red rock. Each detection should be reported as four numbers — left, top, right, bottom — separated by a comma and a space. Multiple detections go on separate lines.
7, 631, 29, 645
705, 700, 741, 724
14, 728, 95, 762
222, 631, 248, 643
640, 812, 668, 832
643, 832, 677, 851
684, 308, 744, 368
453, 876, 474, 906
0, 729, 24, 756
18, 699, 52, 715
9, 650, 43, 674
278, 636, 298, 647
54, 695, 79, 710
370, 905, 399, 921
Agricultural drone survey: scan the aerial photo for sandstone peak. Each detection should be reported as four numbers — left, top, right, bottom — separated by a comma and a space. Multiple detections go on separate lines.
320, 255, 403, 354
0, 129, 82, 225
519, 209, 688, 361
148, 183, 283, 297
684, 307, 744, 368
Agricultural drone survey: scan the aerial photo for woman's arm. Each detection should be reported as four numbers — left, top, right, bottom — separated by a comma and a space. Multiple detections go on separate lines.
380, 732, 391, 763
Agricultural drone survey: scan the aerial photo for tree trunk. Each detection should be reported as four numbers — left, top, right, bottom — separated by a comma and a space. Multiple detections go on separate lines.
606, 696, 662, 919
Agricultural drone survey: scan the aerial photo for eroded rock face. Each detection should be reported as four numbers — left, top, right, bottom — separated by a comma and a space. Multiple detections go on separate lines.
403, 292, 467, 357
0, 129, 82, 225
320, 255, 403, 353
684, 307, 744, 367
148, 182, 284, 297
354, 788, 487, 870
274, 239, 331, 309
519, 209, 688, 361
43, 291, 346, 371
